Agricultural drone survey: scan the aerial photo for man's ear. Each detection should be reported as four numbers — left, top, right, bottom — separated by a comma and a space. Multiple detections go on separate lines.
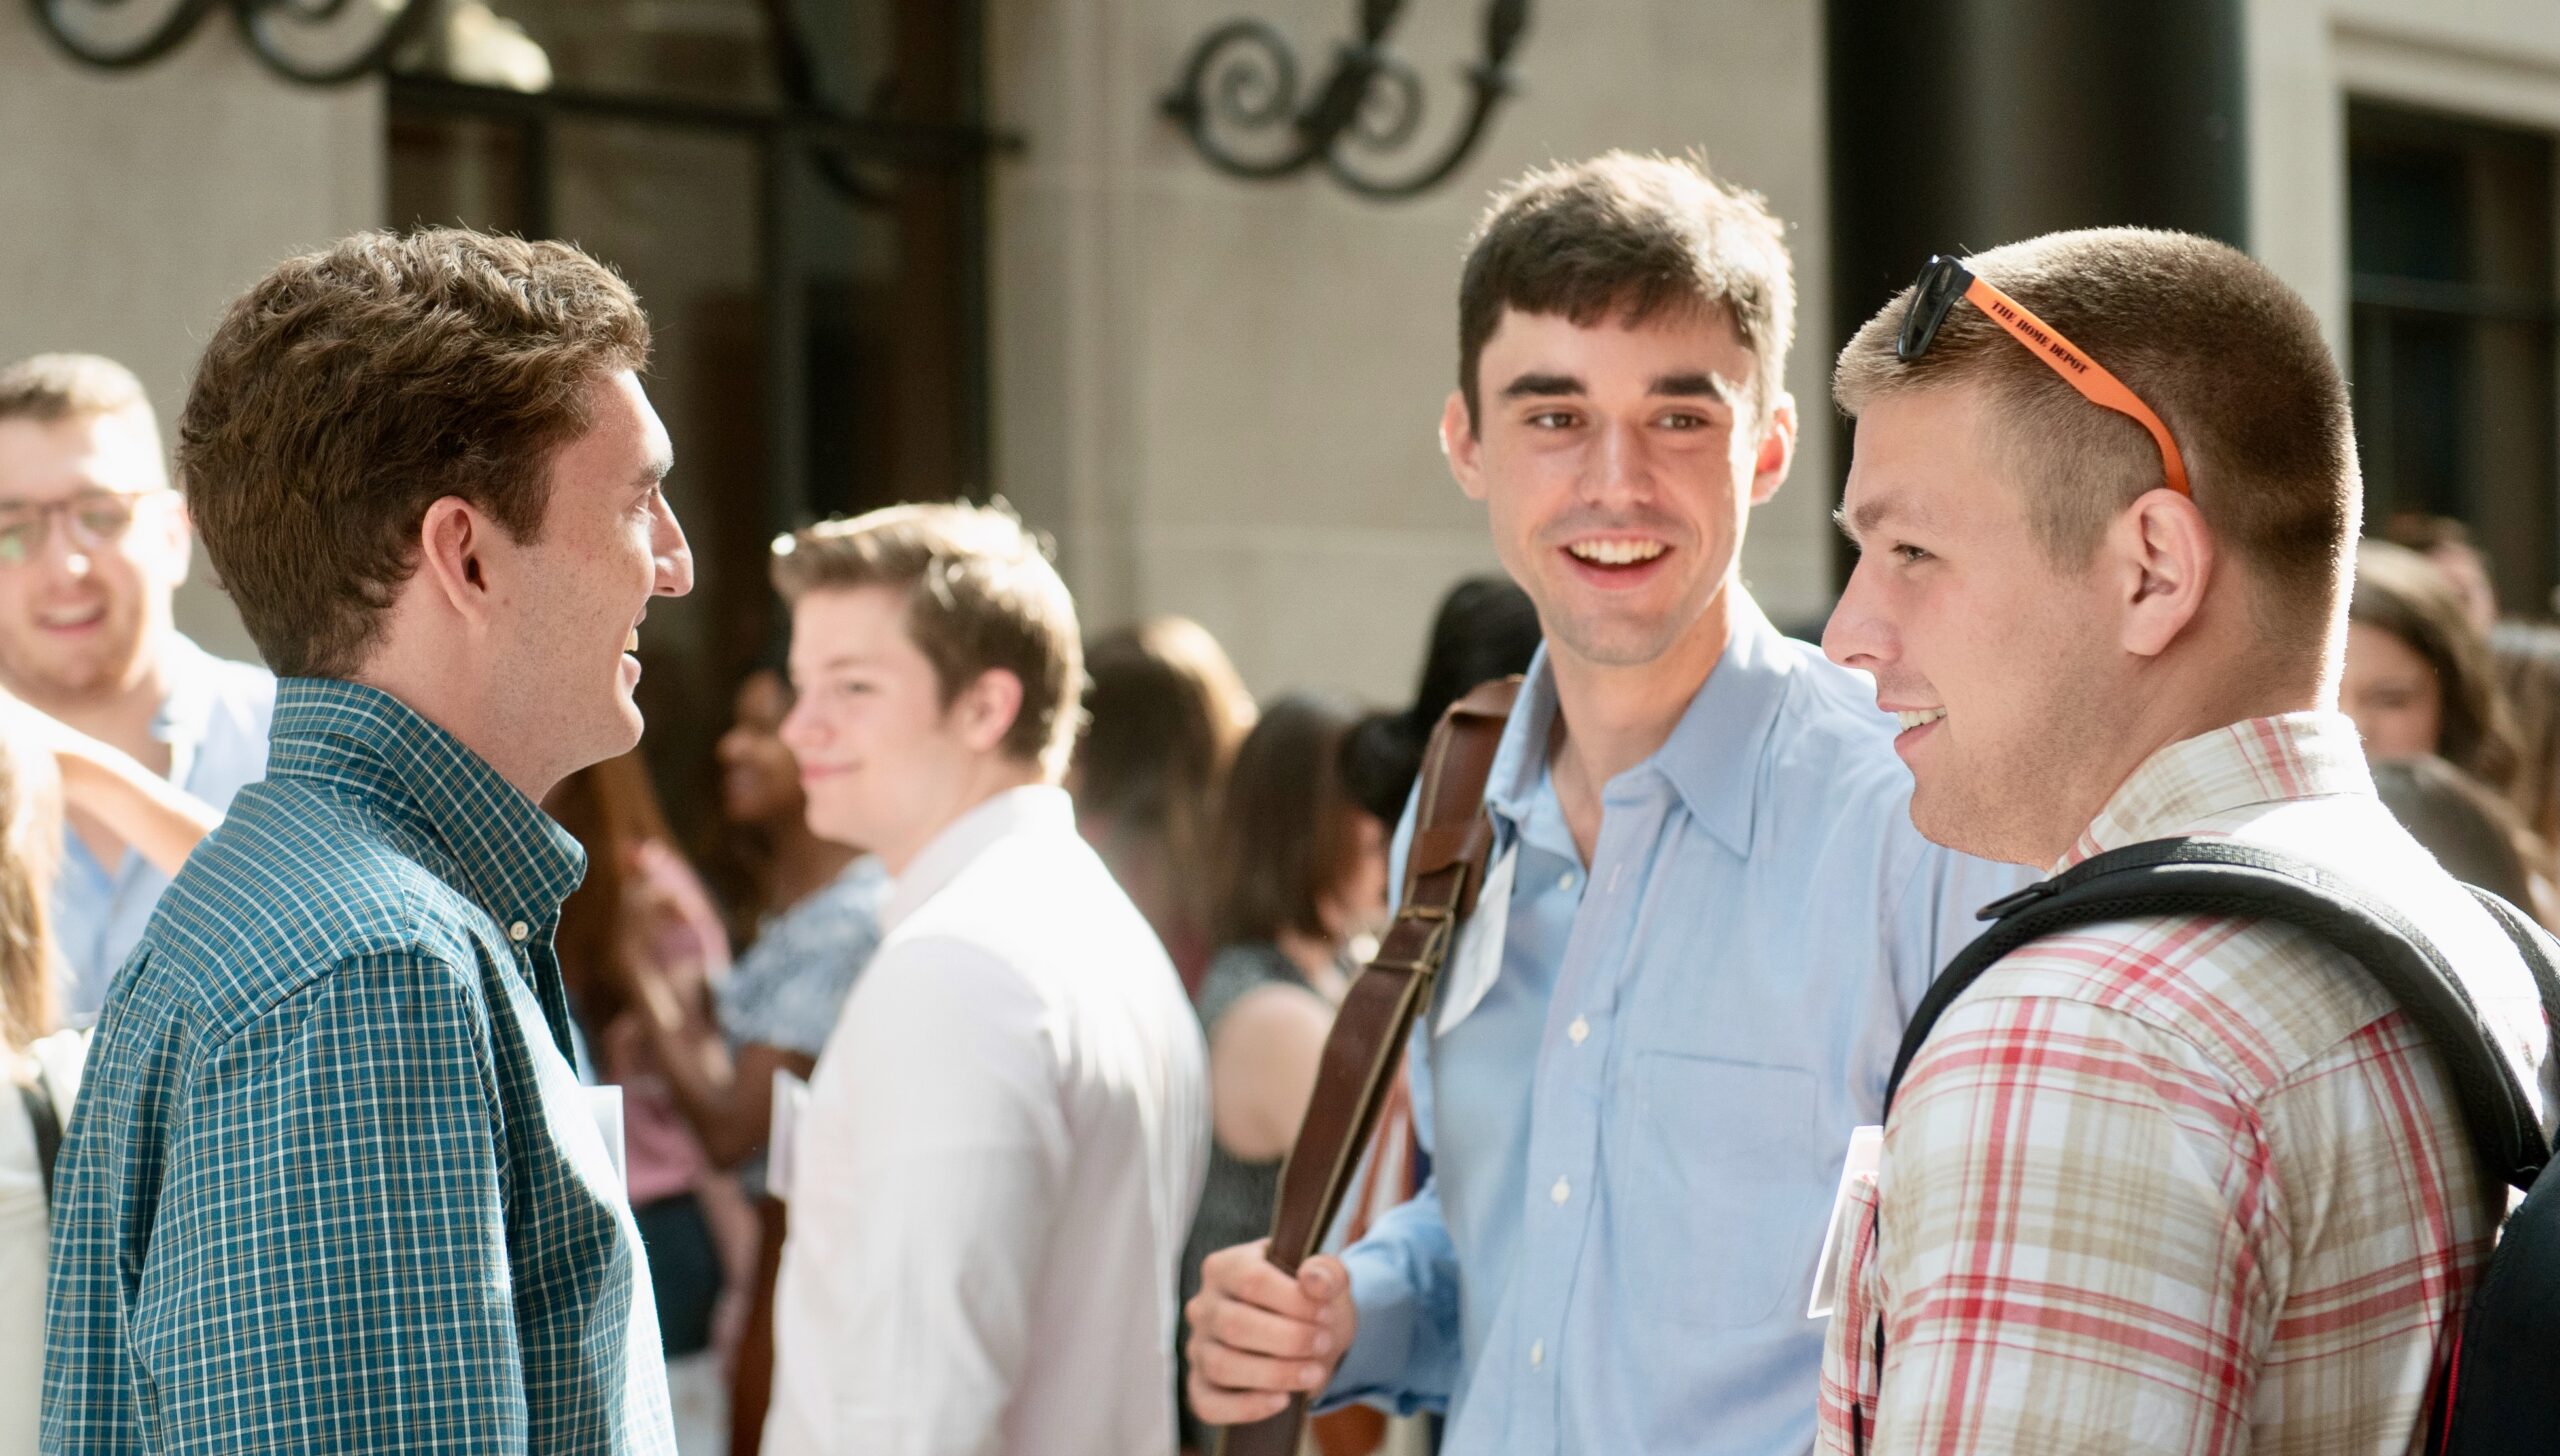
1746, 392, 1798, 506
953, 667, 1026, 755
414, 497, 496, 628
2112, 487, 2215, 658
1442, 390, 1488, 503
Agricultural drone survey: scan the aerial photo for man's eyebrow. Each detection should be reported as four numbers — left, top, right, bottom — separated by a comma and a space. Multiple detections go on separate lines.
1649, 371, 1740, 403
1833, 496, 1917, 542
1499, 372, 1585, 399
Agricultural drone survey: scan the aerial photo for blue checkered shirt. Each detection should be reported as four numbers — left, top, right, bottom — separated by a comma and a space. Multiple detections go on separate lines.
43, 679, 675, 1454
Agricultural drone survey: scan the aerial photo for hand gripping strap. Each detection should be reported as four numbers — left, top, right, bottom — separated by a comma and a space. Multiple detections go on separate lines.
1218, 677, 1517, 1456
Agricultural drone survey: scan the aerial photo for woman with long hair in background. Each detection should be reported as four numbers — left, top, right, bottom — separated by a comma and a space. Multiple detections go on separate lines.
1176, 694, 1391, 1455
608, 667, 889, 1456
1, 717, 78, 1456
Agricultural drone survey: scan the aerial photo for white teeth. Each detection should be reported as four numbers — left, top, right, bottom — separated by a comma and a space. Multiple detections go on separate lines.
1895, 709, 1947, 731
625, 629, 639, 653
1567, 539, 1667, 566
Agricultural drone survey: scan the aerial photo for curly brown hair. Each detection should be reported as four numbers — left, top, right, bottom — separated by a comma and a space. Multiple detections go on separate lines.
176, 228, 650, 677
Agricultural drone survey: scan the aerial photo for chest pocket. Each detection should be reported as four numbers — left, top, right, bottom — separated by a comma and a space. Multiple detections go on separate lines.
1608, 1051, 1819, 1329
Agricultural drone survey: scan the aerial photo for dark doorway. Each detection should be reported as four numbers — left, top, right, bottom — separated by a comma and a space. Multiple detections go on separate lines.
386, 0, 997, 826
2348, 99, 2559, 619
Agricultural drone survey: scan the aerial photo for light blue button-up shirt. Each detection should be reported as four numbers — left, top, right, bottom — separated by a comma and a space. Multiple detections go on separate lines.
1329, 593, 2024, 1455
54, 633, 275, 1019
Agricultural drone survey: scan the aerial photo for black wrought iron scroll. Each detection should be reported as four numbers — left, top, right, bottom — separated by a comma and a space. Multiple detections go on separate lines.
1160, 0, 1530, 201
30, 0, 436, 85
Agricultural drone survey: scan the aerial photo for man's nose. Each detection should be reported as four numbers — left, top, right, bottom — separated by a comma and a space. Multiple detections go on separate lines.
1822, 558, 1894, 672
1583, 419, 1653, 502
653, 496, 695, 598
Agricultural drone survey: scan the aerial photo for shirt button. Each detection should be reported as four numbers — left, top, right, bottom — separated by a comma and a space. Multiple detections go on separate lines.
1550, 1176, 1571, 1205
1529, 1339, 1545, 1368
1558, 871, 1578, 893
507, 921, 530, 943
1568, 1016, 1590, 1045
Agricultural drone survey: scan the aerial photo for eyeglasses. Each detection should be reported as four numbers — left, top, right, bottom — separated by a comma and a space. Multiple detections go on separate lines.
1897, 254, 2191, 498
0, 490, 162, 567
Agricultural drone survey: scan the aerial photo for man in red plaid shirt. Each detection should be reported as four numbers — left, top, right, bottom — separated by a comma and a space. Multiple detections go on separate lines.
1818, 227, 2553, 1454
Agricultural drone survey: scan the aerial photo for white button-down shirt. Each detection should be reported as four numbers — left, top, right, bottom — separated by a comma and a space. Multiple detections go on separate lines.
767, 786, 1209, 1456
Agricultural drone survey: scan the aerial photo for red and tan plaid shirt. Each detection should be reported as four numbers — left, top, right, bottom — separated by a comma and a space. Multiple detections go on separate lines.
1818, 713, 2552, 1456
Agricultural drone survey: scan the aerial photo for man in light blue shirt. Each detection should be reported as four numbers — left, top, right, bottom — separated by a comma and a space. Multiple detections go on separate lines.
0, 354, 275, 1018
1185, 153, 2021, 1453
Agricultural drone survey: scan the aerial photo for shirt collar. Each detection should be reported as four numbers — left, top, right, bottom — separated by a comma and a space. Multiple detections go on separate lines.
883, 785, 1074, 932
2062, 710, 2374, 869
148, 633, 222, 771
264, 678, 588, 935
1483, 590, 1796, 859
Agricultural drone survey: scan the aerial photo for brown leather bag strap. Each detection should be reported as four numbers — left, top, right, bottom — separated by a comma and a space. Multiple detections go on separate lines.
1219, 676, 1518, 1456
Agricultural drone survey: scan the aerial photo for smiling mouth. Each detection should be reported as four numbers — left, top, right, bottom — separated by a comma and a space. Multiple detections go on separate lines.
1894, 708, 1947, 731
37, 604, 105, 630
1565, 538, 1668, 567
624, 628, 639, 654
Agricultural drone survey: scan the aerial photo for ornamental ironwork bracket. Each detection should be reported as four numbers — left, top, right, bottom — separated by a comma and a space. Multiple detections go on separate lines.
30, 0, 438, 87
1160, 0, 1529, 201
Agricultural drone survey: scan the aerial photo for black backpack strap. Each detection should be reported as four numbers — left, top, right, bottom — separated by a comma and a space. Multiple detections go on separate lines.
2466, 887, 2560, 1040
18, 1069, 62, 1203
1882, 837, 2550, 1192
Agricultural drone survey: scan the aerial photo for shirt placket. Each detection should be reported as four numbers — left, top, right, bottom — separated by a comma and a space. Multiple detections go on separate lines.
1507, 775, 1665, 1452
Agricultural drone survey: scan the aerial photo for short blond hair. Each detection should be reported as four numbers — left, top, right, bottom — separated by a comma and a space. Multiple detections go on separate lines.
1834, 228, 2356, 642
773, 501, 1084, 777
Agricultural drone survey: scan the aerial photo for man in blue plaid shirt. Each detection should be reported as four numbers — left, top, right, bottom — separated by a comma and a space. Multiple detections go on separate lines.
43, 230, 696, 1454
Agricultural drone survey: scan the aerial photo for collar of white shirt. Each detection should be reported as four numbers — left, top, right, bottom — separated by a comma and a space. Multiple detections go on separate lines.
883, 784, 1075, 932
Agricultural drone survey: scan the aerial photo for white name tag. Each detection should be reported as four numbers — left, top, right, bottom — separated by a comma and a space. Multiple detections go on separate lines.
768, 1067, 812, 1201
1435, 843, 1518, 1037
583, 1085, 626, 1198
1808, 1124, 1884, 1320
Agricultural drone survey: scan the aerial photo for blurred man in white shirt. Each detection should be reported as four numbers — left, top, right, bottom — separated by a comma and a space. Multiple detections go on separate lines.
764, 501, 1209, 1456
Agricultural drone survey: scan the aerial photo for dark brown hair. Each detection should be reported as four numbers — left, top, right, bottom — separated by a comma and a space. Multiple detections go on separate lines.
177, 229, 650, 677
1458, 151, 1794, 430
2353, 539, 2521, 791
771, 500, 1084, 776
1210, 695, 1371, 949
1834, 228, 2357, 641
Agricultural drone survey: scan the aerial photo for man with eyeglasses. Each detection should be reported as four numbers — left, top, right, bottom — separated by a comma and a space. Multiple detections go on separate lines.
0, 354, 273, 1018
1818, 231, 2551, 1453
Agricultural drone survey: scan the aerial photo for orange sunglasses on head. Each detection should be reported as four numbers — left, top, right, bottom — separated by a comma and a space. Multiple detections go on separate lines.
1897, 254, 2191, 498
